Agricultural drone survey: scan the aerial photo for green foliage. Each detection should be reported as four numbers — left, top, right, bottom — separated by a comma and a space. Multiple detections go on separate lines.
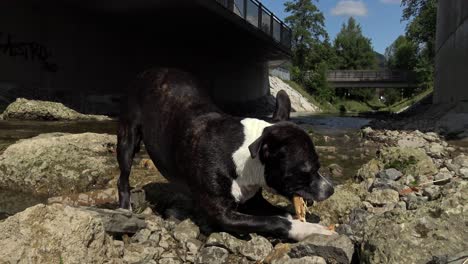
285, 0, 328, 75
333, 17, 376, 70
382, 88, 402, 106
384, 156, 417, 171
285, 0, 336, 101
385, 35, 418, 71
397, 0, 437, 92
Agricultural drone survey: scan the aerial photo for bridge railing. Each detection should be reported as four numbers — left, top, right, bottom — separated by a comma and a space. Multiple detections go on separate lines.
326, 70, 413, 82
215, 0, 292, 50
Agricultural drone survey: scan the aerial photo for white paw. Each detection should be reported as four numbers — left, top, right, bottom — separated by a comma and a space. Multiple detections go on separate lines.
288, 220, 337, 241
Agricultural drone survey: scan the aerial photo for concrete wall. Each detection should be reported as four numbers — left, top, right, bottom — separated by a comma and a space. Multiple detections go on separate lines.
0, 1, 283, 116
434, 0, 468, 106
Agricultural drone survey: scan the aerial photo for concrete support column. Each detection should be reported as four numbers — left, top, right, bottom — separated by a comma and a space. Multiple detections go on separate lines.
434, 0, 468, 107
211, 61, 269, 104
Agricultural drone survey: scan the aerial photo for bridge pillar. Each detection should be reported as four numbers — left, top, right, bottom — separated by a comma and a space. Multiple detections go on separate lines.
435, 0, 468, 110
211, 61, 269, 105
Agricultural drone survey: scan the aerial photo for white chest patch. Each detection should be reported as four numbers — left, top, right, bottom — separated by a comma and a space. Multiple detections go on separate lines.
231, 118, 272, 203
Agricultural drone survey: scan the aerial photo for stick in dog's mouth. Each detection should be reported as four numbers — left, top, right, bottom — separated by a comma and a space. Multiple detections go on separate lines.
292, 195, 307, 222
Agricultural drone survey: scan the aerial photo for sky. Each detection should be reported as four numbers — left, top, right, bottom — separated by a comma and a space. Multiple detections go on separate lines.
260, 0, 408, 54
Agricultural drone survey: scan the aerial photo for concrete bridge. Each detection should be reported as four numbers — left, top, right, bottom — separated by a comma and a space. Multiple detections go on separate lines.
326, 70, 417, 89
0, 0, 291, 115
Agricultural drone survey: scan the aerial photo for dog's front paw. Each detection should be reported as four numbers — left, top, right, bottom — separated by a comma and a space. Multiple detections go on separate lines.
288, 220, 337, 241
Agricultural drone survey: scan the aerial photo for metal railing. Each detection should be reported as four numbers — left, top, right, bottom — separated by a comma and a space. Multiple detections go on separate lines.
215, 0, 292, 50
327, 70, 414, 82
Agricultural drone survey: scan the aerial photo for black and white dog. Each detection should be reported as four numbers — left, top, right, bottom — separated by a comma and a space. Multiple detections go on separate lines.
117, 68, 335, 241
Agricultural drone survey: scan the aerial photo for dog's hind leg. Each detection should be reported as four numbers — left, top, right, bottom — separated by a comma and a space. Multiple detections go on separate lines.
117, 120, 141, 210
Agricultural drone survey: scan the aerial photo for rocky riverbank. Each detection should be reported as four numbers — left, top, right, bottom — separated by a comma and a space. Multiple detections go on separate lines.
0, 123, 467, 263
1, 98, 112, 121
310, 127, 468, 263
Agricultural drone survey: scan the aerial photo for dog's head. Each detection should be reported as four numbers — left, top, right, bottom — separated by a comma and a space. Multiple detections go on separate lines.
248, 122, 334, 203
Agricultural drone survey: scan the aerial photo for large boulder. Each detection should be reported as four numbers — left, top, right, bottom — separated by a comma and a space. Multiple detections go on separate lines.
0, 133, 118, 196
2, 98, 111, 121
356, 147, 437, 184
378, 147, 438, 176
360, 182, 468, 263
310, 182, 367, 225
0, 204, 119, 264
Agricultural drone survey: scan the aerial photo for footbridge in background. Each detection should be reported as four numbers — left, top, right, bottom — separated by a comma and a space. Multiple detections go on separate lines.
327, 70, 418, 89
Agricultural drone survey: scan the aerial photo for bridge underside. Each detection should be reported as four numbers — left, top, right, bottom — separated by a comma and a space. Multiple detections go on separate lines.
0, 0, 290, 115
330, 82, 418, 89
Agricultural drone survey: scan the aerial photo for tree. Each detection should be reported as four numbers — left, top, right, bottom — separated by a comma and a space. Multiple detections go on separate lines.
333, 17, 376, 70
285, 0, 328, 77
284, 0, 336, 101
401, 0, 438, 90
385, 35, 417, 71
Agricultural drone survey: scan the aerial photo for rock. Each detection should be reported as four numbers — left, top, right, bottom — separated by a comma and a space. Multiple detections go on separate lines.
356, 159, 382, 182
173, 219, 200, 243
239, 235, 273, 261
366, 189, 399, 206
459, 167, 468, 179
379, 147, 438, 176
404, 193, 427, 210
434, 170, 453, 185
196, 246, 229, 264
0, 204, 119, 263
315, 146, 337, 153
2, 98, 111, 121
123, 243, 159, 263
445, 161, 461, 174
310, 183, 367, 225
0, 133, 117, 196
205, 232, 245, 254
423, 132, 439, 142
361, 127, 374, 136
288, 234, 354, 264
427, 143, 445, 158
184, 238, 203, 262
422, 186, 441, 201
397, 137, 426, 148
131, 228, 152, 243
370, 178, 404, 192
377, 168, 403, 181
328, 164, 344, 178
360, 183, 468, 263
284, 256, 327, 264
48, 188, 118, 207
453, 154, 468, 167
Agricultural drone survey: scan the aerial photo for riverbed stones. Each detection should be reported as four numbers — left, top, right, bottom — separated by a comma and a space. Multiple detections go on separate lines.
379, 147, 438, 176
2, 98, 111, 121
377, 168, 403, 181
422, 185, 441, 201
0, 204, 119, 263
360, 183, 468, 264
0, 133, 118, 196
366, 189, 399, 206
205, 232, 245, 254
196, 246, 229, 264
310, 182, 366, 225
288, 234, 354, 264
434, 168, 453, 185
239, 235, 273, 261
173, 219, 199, 243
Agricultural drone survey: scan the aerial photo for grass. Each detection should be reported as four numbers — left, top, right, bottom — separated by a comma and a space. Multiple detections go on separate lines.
383, 88, 433, 113
281, 78, 433, 114
283, 80, 337, 112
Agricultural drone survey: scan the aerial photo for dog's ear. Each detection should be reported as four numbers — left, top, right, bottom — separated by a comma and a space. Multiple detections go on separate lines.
248, 129, 271, 159
248, 136, 264, 159
272, 90, 291, 122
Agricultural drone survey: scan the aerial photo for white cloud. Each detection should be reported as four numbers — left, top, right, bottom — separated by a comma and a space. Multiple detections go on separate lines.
380, 0, 401, 4
331, 0, 368, 17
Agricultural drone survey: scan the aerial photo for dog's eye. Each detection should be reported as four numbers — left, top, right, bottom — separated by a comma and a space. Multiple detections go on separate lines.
299, 162, 312, 173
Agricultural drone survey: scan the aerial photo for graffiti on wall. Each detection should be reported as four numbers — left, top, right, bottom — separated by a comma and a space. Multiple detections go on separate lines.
0, 32, 58, 72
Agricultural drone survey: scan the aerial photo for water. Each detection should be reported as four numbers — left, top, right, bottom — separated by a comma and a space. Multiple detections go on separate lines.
0, 114, 415, 220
